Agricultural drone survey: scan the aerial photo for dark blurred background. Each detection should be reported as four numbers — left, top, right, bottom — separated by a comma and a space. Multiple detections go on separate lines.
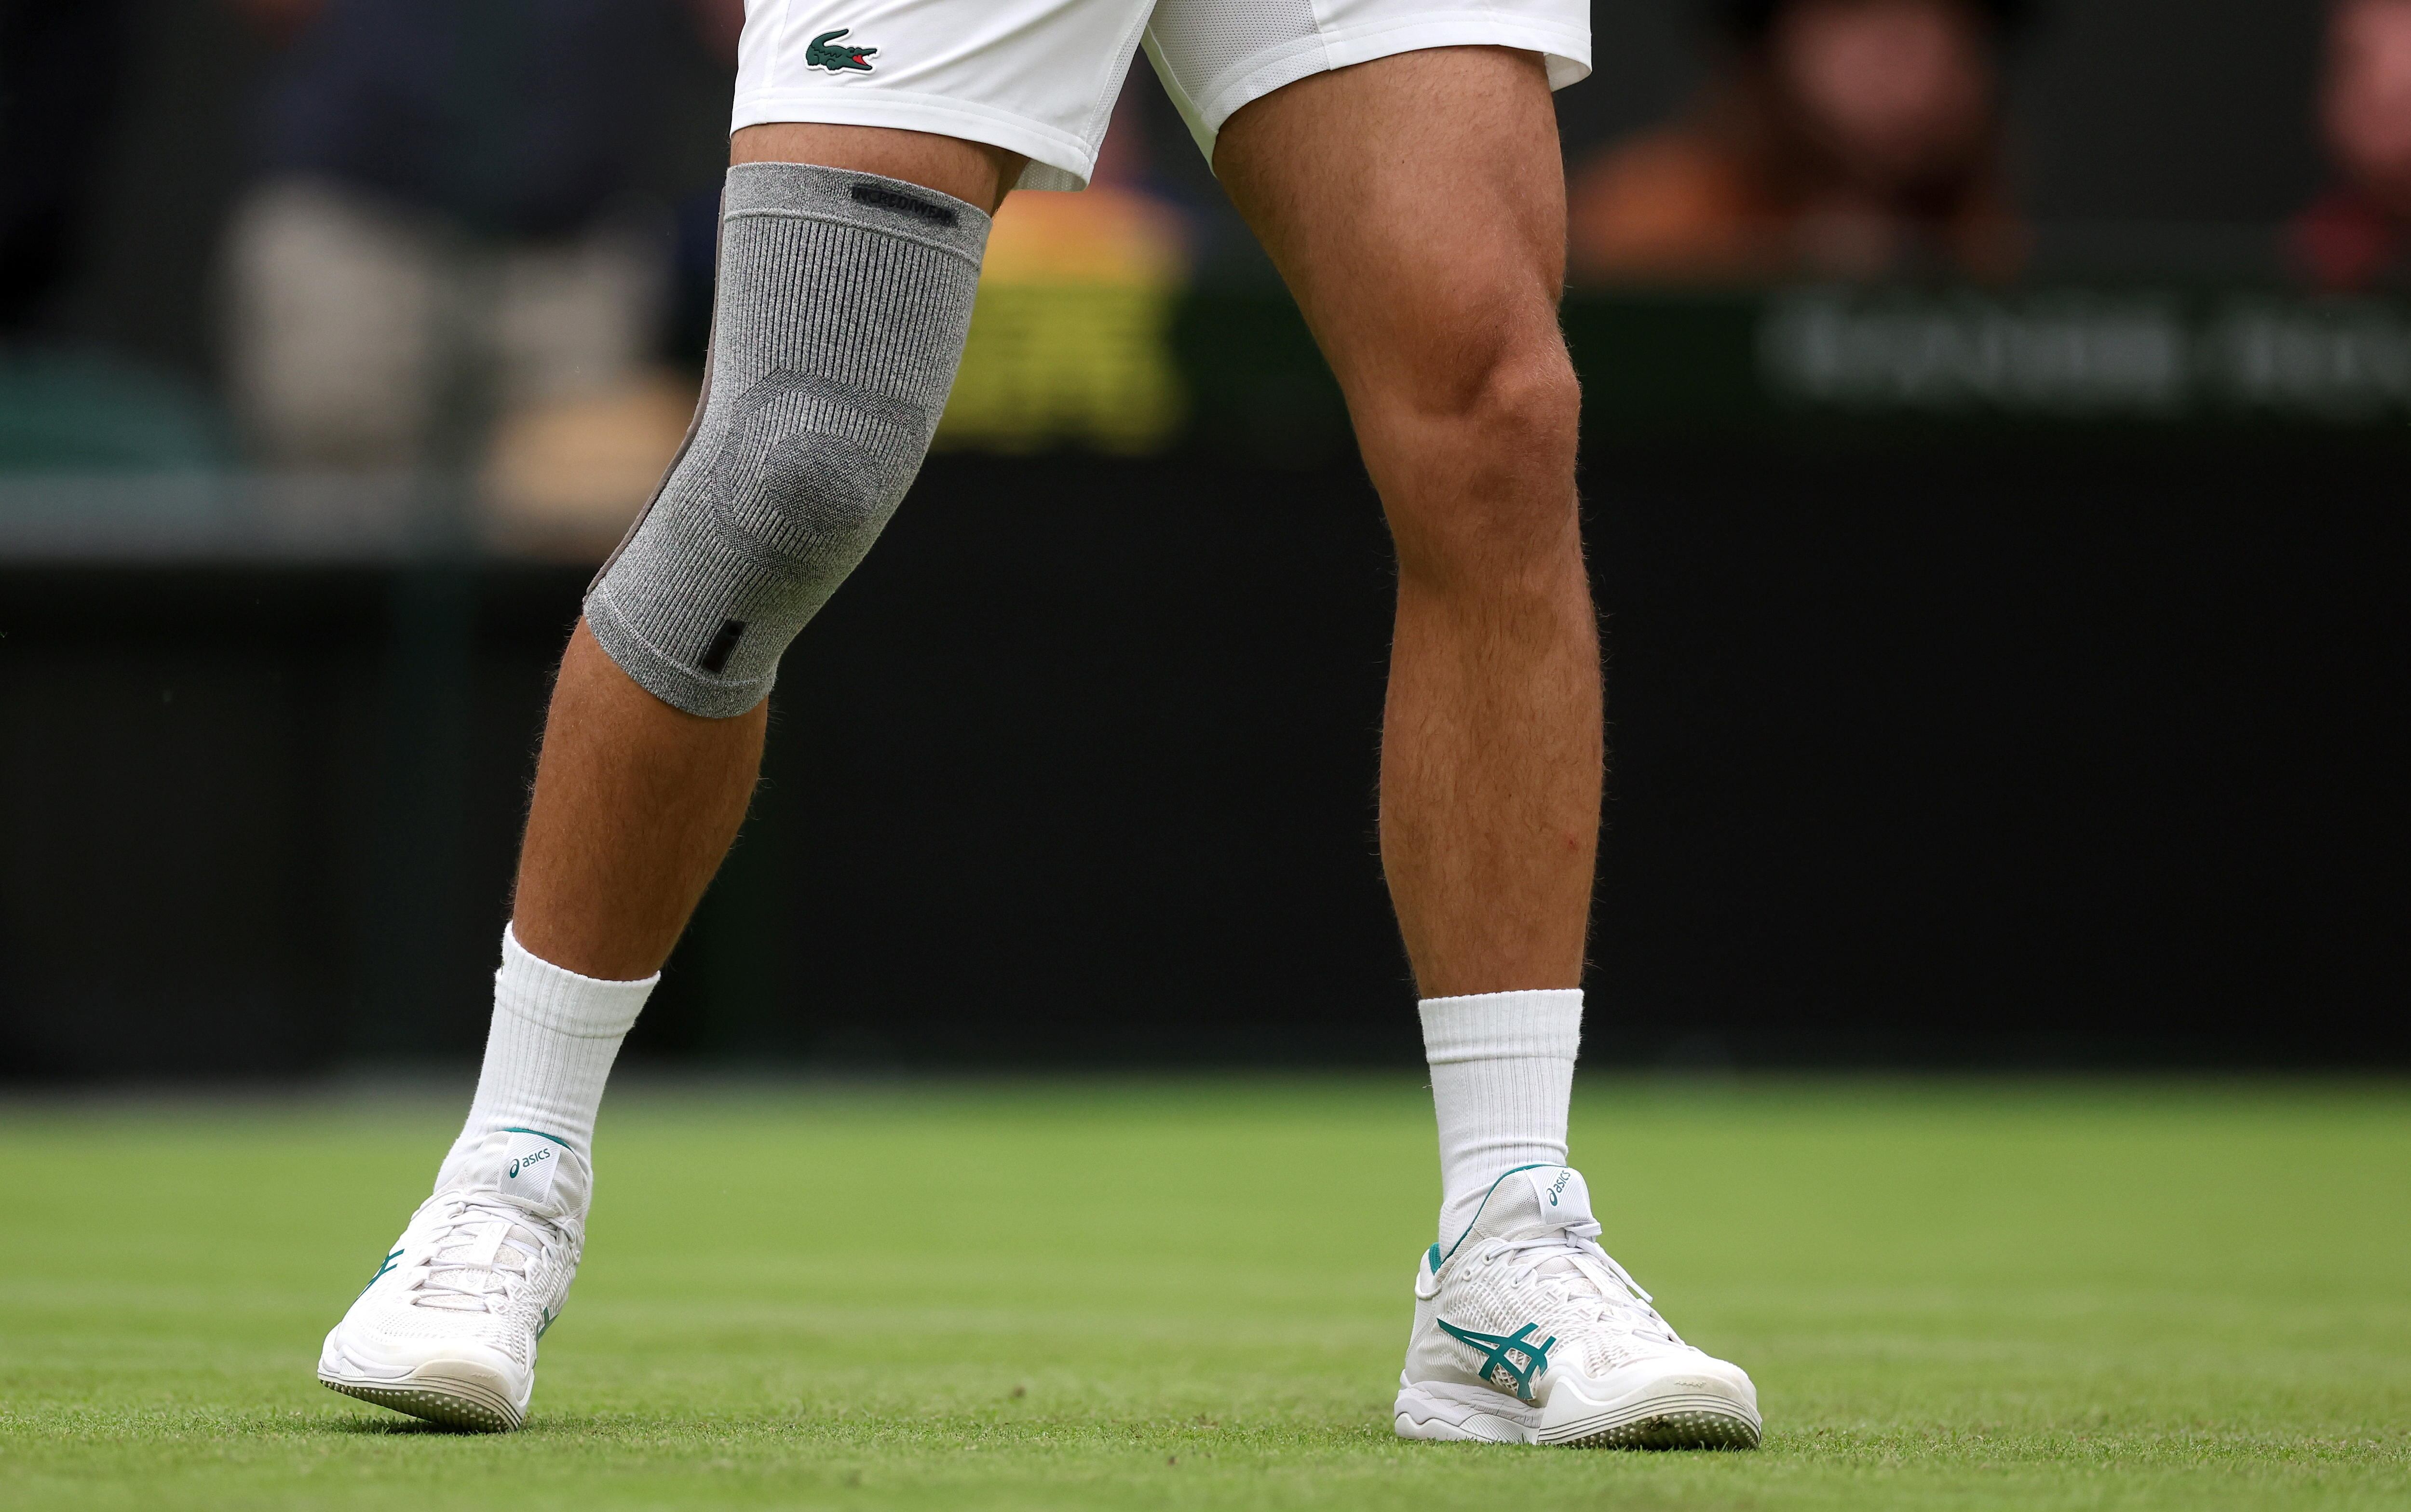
1, 0, 2405, 1080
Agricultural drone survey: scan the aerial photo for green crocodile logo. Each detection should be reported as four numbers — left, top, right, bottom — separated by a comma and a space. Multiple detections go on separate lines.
1436, 1318, 1556, 1404
806, 28, 878, 72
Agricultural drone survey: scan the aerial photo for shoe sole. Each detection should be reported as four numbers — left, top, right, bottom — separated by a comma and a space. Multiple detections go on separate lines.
319, 1363, 525, 1432
1396, 1379, 1760, 1450
1541, 1391, 1761, 1449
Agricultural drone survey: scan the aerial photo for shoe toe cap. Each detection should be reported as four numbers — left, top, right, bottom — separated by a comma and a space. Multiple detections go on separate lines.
1551, 1348, 1758, 1413
321, 1312, 526, 1386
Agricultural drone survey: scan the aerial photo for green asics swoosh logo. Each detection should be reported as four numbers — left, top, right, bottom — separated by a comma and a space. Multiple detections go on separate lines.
357, 1248, 403, 1297
806, 28, 878, 71
537, 1306, 557, 1339
1436, 1317, 1557, 1404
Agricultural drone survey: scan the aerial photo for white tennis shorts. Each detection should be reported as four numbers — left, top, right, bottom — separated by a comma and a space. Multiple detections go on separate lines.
733, 0, 1591, 191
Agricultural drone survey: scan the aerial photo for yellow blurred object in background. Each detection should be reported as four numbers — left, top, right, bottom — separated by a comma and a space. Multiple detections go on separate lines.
481, 373, 697, 558
936, 188, 1190, 456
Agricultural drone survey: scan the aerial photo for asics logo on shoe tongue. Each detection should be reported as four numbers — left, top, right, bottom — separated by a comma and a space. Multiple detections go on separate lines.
507, 1148, 551, 1180
1544, 1169, 1571, 1206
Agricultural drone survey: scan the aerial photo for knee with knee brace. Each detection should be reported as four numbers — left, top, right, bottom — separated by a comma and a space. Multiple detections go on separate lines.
585, 163, 990, 717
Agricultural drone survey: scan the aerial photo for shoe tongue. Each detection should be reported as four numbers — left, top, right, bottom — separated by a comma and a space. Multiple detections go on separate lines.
1475, 1165, 1597, 1243
420, 1211, 531, 1308
438, 1128, 590, 1222
1467, 1166, 1620, 1295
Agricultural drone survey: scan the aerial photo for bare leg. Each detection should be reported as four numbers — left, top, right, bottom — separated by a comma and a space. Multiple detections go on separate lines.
1216, 49, 1599, 998
509, 127, 1023, 981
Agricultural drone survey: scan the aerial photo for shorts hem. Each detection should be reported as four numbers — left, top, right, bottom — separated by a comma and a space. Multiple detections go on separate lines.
1175, 13, 1592, 156
730, 87, 1098, 191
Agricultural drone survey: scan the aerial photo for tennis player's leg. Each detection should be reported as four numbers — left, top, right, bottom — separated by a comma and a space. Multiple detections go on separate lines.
515, 128, 1021, 985
1218, 48, 1593, 1005
1206, 43, 1761, 1447
318, 0, 1151, 1429
313, 130, 1007, 1433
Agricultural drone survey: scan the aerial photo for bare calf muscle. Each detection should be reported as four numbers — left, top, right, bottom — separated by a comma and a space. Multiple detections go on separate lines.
510, 621, 767, 981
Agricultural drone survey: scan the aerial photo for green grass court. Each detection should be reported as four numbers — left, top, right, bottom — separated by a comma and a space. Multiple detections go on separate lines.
3, 1077, 2406, 1509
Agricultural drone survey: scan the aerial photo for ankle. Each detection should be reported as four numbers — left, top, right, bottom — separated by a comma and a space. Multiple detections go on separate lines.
1421, 989, 1583, 1245
452, 928, 657, 1167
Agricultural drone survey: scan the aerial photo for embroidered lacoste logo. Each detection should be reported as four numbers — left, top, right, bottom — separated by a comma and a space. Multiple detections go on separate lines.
508, 1148, 552, 1180
807, 28, 878, 72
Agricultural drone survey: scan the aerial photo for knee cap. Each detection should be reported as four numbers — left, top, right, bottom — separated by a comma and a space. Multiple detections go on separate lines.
585, 164, 990, 717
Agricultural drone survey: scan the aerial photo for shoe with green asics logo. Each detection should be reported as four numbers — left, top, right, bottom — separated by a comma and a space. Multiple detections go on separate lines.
316, 1127, 588, 1432
1394, 1165, 1761, 1449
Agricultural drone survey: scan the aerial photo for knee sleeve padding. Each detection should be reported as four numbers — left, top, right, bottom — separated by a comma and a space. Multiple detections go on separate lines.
585, 163, 989, 717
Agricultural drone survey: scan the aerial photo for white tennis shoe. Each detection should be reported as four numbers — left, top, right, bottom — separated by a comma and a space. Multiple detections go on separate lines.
1394, 1165, 1761, 1449
317, 1127, 588, 1431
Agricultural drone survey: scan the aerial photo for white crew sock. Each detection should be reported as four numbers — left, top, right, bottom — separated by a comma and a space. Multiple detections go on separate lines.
449, 926, 656, 1169
1420, 989, 1584, 1247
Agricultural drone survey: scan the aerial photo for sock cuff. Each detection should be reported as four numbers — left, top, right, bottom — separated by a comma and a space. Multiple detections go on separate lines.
1419, 988, 1583, 1065
495, 926, 658, 1039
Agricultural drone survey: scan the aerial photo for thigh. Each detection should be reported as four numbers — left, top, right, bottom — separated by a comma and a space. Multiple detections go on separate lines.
1210, 46, 1568, 410
732, 0, 1153, 193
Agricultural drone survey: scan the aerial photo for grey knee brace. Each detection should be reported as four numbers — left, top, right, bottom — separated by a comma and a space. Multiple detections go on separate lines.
585, 163, 990, 717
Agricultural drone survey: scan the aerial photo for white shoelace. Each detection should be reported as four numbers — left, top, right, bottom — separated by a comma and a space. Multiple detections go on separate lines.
1476, 1219, 1683, 1344
408, 1198, 559, 1314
